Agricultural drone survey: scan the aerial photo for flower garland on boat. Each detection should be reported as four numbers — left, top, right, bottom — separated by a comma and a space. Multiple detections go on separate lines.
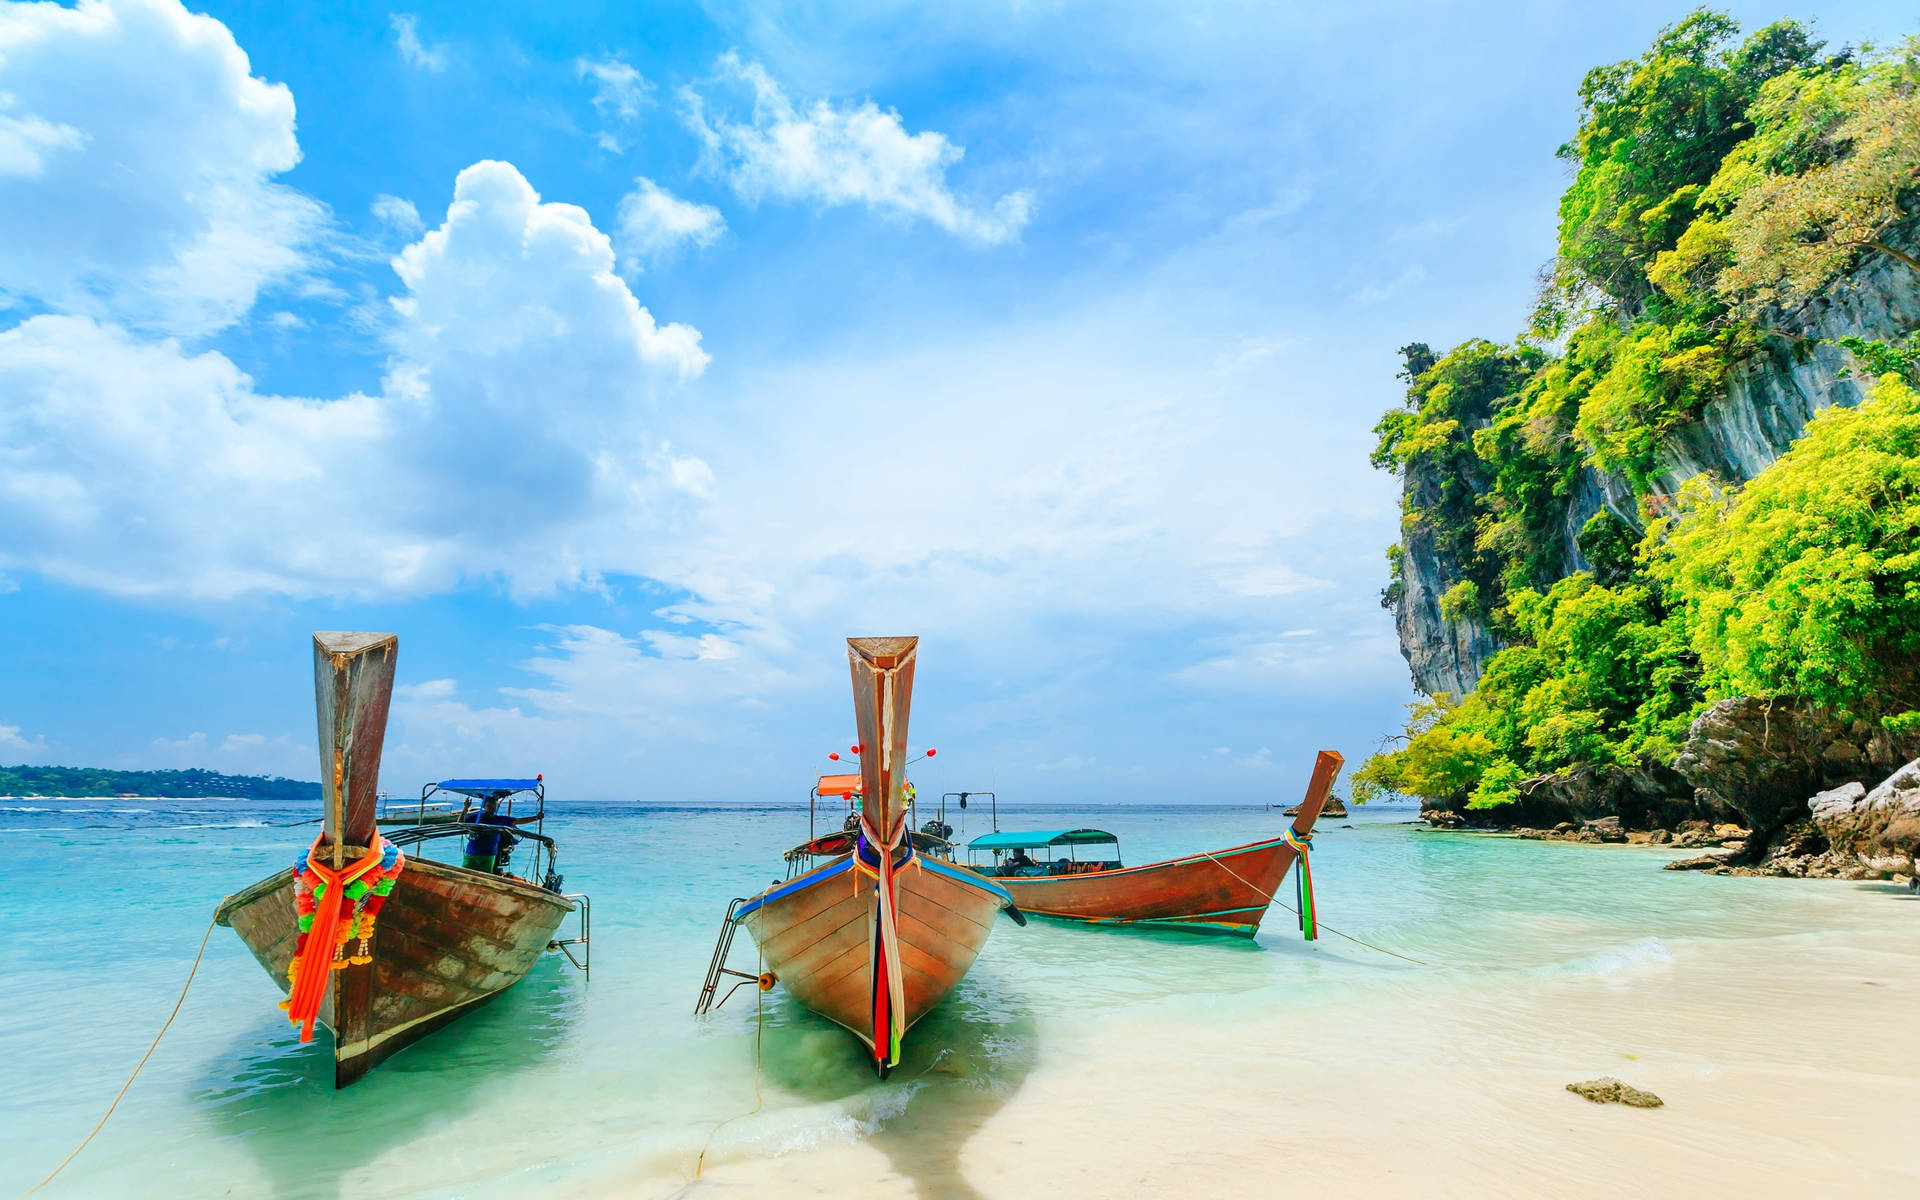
278, 833, 405, 1041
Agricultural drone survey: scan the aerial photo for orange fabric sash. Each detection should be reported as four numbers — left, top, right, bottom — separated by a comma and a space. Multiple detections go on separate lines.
285, 836, 386, 1043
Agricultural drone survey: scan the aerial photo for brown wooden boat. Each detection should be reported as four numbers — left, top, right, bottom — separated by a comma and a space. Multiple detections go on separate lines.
696, 637, 1022, 1076
215, 632, 587, 1087
960, 750, 1345, 938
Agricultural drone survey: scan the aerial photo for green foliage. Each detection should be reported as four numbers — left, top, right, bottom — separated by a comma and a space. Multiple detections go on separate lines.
1359, 574, 1704, 805
1351, 695, 1498, 805
1832, 335, 1920, 385
1438, 580, 1480, 622
1715, 54, 1920, 310
1574, 317, 1740, 486
1650, 374, 1920, 714
1556, 12, 1823, 301
0, 765, 319, 800
1365, 12, 1920, 808
1577, 510, 1639, 586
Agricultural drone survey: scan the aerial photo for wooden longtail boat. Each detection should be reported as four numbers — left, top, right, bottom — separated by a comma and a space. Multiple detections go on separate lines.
960, 750, 1345, 938
215, 633, 588, 1087
698, 637, 1022, 1077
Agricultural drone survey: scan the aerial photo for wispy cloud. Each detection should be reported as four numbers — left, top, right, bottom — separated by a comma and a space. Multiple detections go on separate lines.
390, 14, 448, 73
615, 178, 725, 272
1350, 264, 1427, 307
370, 193, 424, 237
577, 56, 654, 152
681, 53, 1032, 244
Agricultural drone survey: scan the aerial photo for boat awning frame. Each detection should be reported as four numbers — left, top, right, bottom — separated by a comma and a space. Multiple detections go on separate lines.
429, 778, 543, 798
966, 828, 1118, 851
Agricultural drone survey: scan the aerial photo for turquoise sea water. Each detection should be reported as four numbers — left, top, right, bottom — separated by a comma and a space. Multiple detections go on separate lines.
0, 797, 1907, 1198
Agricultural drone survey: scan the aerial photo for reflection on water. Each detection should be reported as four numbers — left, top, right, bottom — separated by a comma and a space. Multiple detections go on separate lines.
196, 960, 584, 1200
0, 798, 1896, 1197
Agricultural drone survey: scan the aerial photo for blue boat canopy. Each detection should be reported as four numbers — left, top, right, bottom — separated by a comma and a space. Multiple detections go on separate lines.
967, 828, 1117, 851
433, 778, 542, 797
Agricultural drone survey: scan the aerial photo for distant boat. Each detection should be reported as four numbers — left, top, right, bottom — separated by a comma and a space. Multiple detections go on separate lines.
696, 636, 1023, 1077
958, 750, 1345, 938
215, 632, 589, 1087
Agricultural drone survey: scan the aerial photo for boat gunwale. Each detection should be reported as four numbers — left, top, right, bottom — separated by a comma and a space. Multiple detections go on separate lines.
964, 833, 1293, 888
216, 852, 576, 926
736, 850, 1014, 923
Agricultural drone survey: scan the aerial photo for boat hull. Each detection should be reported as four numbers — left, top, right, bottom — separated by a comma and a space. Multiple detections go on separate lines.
738, 853, 1012, 1060
990, 836, 1303, 937
216, 855, 575, 1086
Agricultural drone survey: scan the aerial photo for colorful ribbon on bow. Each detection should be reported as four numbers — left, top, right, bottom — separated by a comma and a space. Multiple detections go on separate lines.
280, 833, 404, 1042
859, 816, 910, 1071
1284, 826, 1317, 941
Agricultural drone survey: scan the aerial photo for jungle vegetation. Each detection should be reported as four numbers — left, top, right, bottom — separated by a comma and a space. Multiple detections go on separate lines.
0, 765, 319, 800
1358, 11, 1920, 809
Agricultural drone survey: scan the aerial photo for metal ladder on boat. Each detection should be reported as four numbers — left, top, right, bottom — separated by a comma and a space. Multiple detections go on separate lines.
548, 893, 591, 978
694, 897, 762, 1014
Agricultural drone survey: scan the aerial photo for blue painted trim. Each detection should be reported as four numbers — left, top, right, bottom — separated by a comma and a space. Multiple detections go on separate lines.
734, 858, 853, 921
734, 853, 1011, 922
918, 856, 1014, 906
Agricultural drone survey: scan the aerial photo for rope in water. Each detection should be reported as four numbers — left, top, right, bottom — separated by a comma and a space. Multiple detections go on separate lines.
1197, 844, 1432, 968
689, 946, 766, 1186
22, 915, 218, 1198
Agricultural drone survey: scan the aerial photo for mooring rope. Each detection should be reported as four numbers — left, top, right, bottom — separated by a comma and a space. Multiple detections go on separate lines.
22, 914, 219, 1197
1197, 845, 1431, 968
688, 946, 766, 1188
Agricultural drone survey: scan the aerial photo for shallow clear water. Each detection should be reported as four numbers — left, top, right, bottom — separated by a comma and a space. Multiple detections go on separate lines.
0, 798, 1900, 1198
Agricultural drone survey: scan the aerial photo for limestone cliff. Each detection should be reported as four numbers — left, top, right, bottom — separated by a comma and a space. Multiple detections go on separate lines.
1393, 226, 1920, 697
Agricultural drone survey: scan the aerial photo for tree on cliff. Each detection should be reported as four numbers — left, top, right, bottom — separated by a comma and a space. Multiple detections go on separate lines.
1361, 10, 1920, 814
1651, 373, 1920, 714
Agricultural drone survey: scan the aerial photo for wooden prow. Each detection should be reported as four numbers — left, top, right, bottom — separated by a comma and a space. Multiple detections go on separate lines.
846, 636, 918, 848
1289, 750, 1345, 840
313, 632, 398, 869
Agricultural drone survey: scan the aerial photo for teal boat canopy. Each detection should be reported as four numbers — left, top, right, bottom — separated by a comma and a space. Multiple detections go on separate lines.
967, 828, 1118, 851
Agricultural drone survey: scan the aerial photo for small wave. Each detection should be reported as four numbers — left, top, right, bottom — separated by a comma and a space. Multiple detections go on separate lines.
0, 806, 50, 813
1544, 937, 1675, 978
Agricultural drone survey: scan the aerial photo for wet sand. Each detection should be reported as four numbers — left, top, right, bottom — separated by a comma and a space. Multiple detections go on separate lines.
615, 885, 1920, 1198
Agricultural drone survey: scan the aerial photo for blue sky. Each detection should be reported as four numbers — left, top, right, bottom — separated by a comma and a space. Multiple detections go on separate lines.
2, 0, 1913, 802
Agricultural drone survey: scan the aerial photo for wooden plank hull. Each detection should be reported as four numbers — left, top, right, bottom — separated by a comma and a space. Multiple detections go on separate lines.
739, 853, 1012, 1063
216, 856, 575, 1086
990, 750, 1347, 938
991, 837, 1300, 937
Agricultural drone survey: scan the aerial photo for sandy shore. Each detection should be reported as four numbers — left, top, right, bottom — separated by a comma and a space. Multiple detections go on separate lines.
602, 885, 1920, 1198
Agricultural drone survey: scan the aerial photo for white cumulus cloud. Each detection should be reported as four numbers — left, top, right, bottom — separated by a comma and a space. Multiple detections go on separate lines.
681, 53, 1032, 244
0, 161, 709, 599
0, 0, 324, 335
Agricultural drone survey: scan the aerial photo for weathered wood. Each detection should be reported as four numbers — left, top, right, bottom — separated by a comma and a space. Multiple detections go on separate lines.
991, 750, 1346, 937
847, 636, 917, 847
743, 859, 1006, 1050
217, 857, 573, 1085
312, 632, 397, 867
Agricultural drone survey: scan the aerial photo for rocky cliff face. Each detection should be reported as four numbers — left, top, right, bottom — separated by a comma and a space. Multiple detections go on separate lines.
1393, 471, 1500, 698
1394, 230, 1920, 697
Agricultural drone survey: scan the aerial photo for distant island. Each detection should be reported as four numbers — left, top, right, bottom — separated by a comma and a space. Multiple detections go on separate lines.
0, 765, 320, 801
